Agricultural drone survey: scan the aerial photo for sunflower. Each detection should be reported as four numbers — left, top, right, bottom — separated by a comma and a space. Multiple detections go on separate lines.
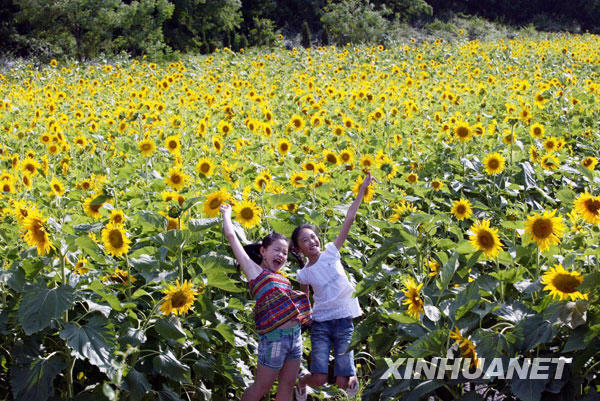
196, 157, 215, 177
160, 280, 199, 316
359, 155, 375, 168
102, 267, 136, 285
50, 177, 65, 197
543, 137, 557, 153
323, 149, 339, 165
164, 135, 181, 154
431, 180, 443, 191
573, 191, 600, 224
83, 195, 105, 219
303, 161, 316, 172
217, 120, 232, 135
290, 172, 307, 188
453, 121, 472, 142
427, 258, 441, 276
451, 198, 473, 221
332, 125, 345, 136
203, 189, 230, 217
352, 176, 374, 203
138, 138, 156, 157
540, 154, 560, 171
406, 173, 418, 184
20, 157, 40, 176
541, 264, 588, 301
1, 180, 15, 194
22, 209, 54, 255
389, 201, 417, 222
101, 223, 130, 257
234, 200, 262, 229
449, 328, 480, 368
483, 152, 506, 175
469, 219, 503, 259
73, 257, 89, 274
277, 139, 291, 156
254, 171, 272, 191
339, 148, 355, 165
529, 145, 540, 163
289, 114, 305, 131
21, 174, 33, 190
502, 131, 516, 145
401, 277, 424, 319
109, 209, 126, 225
530, 123, 545, 138
581, 156, 598, 171
165, 167, 188, 191
523, 210, 565, 251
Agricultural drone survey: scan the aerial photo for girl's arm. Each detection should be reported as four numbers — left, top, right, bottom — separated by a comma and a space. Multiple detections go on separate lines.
220, 204, 262, 281
334, 172, 373, 250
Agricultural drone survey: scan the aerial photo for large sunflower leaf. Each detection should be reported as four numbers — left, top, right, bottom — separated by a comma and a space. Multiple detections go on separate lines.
10, 354, 66, 401
152, 349, 191, 383
59, 316, 116, 374
18, 282, 74, 335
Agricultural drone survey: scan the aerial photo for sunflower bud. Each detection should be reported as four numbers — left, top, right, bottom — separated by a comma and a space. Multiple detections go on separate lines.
168, 205, 181, 218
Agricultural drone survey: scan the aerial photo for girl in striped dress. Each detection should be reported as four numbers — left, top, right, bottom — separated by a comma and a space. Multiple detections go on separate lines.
220, 204, 312, 401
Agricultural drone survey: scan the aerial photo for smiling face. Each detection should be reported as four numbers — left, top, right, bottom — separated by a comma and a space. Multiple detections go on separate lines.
296, 228, 321, 259
260, 238, 289, 272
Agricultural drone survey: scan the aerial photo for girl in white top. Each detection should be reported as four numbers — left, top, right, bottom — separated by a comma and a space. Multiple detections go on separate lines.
291, 173, 373, 399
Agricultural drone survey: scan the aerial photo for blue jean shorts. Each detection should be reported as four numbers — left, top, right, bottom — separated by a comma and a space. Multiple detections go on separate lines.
310, 317, 356, 377
258, 324, 302, 370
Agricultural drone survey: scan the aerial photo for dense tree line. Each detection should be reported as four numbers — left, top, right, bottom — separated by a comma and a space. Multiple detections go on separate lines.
0, 0, 598, 60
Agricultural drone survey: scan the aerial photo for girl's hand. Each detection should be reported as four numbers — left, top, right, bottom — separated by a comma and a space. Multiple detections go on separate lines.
220, 203, 232, 220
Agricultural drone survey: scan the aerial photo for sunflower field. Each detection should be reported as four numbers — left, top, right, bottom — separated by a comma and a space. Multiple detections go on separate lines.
1, 32, 600, 401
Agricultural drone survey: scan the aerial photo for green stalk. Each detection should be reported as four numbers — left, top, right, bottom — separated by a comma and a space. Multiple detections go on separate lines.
60, 253, 74, 399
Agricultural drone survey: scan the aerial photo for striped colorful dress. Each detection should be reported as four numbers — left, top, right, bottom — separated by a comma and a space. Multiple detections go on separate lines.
249, 270, 312, 335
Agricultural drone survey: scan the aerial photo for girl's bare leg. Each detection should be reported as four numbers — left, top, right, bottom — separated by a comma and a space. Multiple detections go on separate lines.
242, 364, 280, 401
276, 359, 301, 401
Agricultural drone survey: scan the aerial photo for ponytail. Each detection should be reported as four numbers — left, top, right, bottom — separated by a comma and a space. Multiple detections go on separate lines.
288, 246, 305, 268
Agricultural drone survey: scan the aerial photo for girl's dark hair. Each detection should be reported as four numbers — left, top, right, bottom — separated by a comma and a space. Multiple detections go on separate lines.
290, 224, 319, 268
242, 231, 305, 269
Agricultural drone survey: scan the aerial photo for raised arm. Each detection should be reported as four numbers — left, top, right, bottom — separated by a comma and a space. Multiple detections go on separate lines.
334, 172, 373, 250
220, 204, 262, 281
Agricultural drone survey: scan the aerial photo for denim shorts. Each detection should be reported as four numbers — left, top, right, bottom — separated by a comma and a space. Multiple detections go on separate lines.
257, 324, 302, 370
310, 317, 356, 377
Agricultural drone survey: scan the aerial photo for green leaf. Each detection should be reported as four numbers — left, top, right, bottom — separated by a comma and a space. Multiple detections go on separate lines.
155, 316, 186, 344
21, 258, 44, 280
153, 349, 191, 383
124, 369, 151, 401
10, 354, 66, 401
405, 380, 443, 401
18, 283, 74, 335
90, 194, 111, 207
216, 323, 236, 346
556, 188, 575, 205
89, 280, 123, 311
138, 211, 168, 231
75, 236, 104, 262
266, 193, 299, 207
510, 375, 548, 401
579, 271, 600, 292
60, 317, 115, 373
201, 254, 243, 293
439, 251, 459, 289
180, 196, 204, 211
73, 223, 104, 235
188, 218, 220, 232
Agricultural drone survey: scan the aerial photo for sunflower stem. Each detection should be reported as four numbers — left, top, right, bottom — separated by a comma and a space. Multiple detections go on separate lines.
178, 247, 184, 284
125, 253, 132, 301
60, 252, 74, 399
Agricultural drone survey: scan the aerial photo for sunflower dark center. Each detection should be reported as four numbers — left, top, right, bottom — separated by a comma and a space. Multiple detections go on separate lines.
456, 126, 469, 138
456, 205, 466, 214
241, 207, 254, 219
109, 230, 124, 248
171, 174, 181, 184
200, 163, 210, 173
141, 143, 151, 151
584, 198, 600, 215
488, 158, 500, 170
532, 218, 552, 238
171, 291, 188, 308
280, 144, 288, 151
209, 198, 221, 209
293, 119, 302, 128
327, 154, 337, 163
551, 273, 582, 293
477, 232, 494, 249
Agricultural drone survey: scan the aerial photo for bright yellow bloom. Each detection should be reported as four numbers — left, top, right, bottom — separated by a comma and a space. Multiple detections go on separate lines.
352, 176, 374, 203
402, 277, 424, 319
22, 209, 54, 255
203, 189, 230, 218
165, 167, 188, 191
469, 219, 503, 258
573, 192, 600, 224
234, 200, 262, 229
483, 153, 506, 175
542, 264, 588, 301
138, 138, 156, 157
102, 223, 130, 257
196, 157, 215, 177
524, 210, 565, 251
449, 328, 480, 368
451, 198, 473, 221
160, 280, 199, 316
